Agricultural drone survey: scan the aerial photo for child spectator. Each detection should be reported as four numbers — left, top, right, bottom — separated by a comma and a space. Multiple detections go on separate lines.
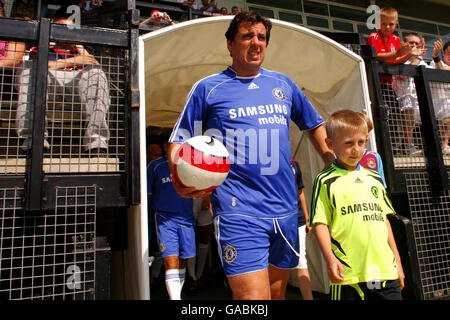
310, 109, 405, 300
357, 112, 387, 187
366, 7, 416, 155
366, 7, 410, 65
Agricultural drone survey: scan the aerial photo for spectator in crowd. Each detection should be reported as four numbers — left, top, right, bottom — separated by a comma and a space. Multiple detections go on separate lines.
430, 40, 450, 155
431, 39, 450, 71
140, 10, 175, 29
0, 1, 26, 69
15, 14, 111, 156
393, 33, 428, 156
366, 7, 410, 64
219, 7, 228, 15
231, 6, 240, 15
11, 0, 37, 19
198, 0, 218, 13
366, 7, 413, 155
178, 0, 196, 9
79, 0, 103, 12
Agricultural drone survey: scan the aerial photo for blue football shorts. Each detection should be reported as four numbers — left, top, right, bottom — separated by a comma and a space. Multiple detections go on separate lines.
156, 214, 196, 259
213, 212, 299, 277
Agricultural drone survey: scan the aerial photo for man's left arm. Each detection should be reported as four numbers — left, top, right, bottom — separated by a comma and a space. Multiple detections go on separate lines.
307, 124, 334, 169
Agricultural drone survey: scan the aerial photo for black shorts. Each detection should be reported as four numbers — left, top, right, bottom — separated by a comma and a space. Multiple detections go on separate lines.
330, 280, 402, 300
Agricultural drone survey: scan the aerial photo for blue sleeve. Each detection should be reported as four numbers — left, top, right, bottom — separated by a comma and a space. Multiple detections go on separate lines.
169, 80, 208, 143
288, 78, 324, 131
375, 153, 387, 188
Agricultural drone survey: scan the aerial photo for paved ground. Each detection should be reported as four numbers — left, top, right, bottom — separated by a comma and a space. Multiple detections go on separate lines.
149, 263, 329, 301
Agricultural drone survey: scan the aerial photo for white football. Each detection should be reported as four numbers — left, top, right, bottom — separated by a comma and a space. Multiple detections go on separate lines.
174, 136, 230, 191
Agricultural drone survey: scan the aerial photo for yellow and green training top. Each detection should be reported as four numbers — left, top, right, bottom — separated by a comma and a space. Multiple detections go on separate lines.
309, 162, 399, 285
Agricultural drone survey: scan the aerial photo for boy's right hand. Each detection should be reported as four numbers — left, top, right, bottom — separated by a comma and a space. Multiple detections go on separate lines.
327, 258, 345, 283
397, 42, 410, 56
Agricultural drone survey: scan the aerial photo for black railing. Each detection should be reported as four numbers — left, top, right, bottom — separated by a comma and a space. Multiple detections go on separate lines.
362, 45, 450, 300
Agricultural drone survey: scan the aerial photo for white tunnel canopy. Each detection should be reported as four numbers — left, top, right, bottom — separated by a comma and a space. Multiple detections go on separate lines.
138, 15, 371, 295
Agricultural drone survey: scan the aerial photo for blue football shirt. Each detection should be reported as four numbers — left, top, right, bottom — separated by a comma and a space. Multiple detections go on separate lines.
170, 67, 324, 218
147, 156, 194, 225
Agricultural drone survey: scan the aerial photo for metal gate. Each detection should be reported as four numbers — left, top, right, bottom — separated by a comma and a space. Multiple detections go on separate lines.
362, 45, 450, 300
0, 1, 140, 300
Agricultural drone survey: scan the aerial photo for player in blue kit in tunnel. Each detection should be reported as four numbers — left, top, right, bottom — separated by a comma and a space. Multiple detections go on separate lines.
147, 135, 195, 300
168, 11, 334, 300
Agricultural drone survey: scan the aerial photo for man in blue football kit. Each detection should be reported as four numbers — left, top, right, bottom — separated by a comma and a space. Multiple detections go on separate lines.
147, 144, 195, 300
168, 12, 333, 300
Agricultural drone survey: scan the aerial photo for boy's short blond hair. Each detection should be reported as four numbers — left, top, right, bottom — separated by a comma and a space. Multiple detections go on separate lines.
357, 112, 373, 132
380, 7, 398, 20
325, 109, 368, 140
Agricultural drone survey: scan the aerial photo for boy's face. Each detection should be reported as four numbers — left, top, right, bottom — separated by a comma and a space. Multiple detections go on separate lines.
327, 127, 368, 171
380, 16, 398, 38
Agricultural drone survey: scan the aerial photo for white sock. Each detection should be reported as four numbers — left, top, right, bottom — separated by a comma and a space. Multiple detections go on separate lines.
165, 269, 183, 300
196, 242, 209, 280
187, 257, 197, 281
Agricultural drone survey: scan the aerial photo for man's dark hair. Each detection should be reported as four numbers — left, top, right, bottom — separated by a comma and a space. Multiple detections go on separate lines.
225, 11, 272, 45
444, 41, 450, 53
405, 32, 419, 39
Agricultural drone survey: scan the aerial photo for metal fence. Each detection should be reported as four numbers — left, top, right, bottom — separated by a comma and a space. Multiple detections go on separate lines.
0, 186, 96, 299
0, 40, 127, 175
0, 3, 136, 300
362, 45, 450, 300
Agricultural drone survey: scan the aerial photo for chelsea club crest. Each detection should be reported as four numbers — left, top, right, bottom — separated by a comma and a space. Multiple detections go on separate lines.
272, 88, 286, 101
223, 245, 237, 263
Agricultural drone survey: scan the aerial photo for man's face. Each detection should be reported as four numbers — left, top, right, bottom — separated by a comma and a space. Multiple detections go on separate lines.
406, 35, 421, 49
153, 14, 162, 25
380, 16, 397, 38
443, 46, 450, 66
227, 21, 267, 76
